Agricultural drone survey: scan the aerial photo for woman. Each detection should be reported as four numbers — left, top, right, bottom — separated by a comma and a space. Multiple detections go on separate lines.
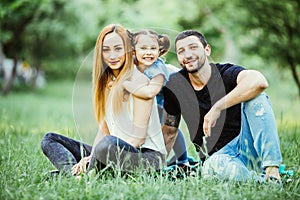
41, 24, 166, 175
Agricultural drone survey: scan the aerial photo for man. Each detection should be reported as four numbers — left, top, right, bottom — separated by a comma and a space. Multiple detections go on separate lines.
162, 30, 282, 182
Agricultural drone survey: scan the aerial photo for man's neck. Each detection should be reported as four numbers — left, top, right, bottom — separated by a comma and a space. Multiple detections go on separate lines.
188, 63, 211, 91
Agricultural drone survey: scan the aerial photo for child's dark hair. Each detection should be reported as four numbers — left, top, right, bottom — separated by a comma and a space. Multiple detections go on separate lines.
130, 29, 170, 57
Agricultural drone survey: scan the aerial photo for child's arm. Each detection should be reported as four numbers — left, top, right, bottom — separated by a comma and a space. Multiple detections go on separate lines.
123, 74, 164, 100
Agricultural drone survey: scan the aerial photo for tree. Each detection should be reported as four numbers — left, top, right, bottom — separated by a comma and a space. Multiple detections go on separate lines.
0, 0, 40, 95
0, 0, 99, 94
236, 0, 300, 97
176, 0, 243, 63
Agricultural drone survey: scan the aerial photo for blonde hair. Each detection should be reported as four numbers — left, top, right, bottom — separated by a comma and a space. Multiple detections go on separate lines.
93, 24, 134, 123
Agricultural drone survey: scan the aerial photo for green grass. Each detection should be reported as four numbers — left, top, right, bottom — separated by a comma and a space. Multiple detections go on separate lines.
0, 79, 299, 200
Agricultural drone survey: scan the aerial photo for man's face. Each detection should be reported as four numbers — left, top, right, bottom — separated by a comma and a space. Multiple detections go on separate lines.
176, 35, 210, 73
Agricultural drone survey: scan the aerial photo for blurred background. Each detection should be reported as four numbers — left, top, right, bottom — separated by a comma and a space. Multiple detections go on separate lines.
0, 0, 299, 141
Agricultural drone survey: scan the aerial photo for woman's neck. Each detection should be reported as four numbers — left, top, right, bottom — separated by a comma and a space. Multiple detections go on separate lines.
111, 69, 120, 78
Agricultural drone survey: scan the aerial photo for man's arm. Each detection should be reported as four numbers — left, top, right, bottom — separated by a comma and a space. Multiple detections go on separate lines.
162, 112, 181, 156
203, 70, 268, 136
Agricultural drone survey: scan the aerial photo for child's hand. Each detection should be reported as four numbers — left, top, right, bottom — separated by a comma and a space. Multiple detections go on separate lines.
123, 73, 149, 94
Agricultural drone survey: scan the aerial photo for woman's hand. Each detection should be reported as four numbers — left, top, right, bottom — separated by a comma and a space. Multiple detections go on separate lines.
71, 156, 91, 176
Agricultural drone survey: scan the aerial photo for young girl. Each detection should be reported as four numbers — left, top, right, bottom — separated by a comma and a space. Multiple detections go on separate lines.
41, 25, 166, 175
123, 29, 192, 168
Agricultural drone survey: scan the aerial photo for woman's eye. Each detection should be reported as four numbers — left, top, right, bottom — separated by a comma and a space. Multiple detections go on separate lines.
151, 47, 157, 50
103, 48, 110, 52
177, 50, 183, 55
115, 47, 123, 51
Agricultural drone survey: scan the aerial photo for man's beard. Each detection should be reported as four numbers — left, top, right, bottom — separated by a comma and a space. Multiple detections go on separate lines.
184, 55, 206, 74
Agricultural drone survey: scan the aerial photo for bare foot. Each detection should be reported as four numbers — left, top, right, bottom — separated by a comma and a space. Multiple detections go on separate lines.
265, 166, 281, 181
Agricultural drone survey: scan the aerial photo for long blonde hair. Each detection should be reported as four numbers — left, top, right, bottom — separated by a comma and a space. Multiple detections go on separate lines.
93, 24, 134, 123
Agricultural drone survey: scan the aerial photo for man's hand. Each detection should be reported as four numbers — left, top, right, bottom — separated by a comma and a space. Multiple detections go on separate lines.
71, 156, 91, 176
203, 106, 221, 137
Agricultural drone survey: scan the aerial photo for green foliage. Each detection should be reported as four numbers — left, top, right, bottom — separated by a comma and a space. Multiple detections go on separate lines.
176, 0, 243, 62
42, 58, 80, 80
235, 0, 300, 96
0, 0, 39, 57
173, 0, 300, 96
0, 0, 101, 79
1, 0, 300, 97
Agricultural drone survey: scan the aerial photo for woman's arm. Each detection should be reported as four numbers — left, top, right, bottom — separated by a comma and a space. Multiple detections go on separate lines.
130, 96, 154, 147
123, 74, 165, 100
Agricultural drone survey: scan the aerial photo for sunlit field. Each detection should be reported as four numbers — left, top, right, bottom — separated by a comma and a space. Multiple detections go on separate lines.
0, 72, 299, 199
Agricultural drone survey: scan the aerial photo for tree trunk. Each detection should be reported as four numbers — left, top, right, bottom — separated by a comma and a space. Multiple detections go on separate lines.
2, 57, 17, 96
289, 64, 300, 98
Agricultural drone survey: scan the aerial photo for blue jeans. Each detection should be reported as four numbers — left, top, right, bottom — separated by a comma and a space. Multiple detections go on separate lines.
202, 93, 282, 182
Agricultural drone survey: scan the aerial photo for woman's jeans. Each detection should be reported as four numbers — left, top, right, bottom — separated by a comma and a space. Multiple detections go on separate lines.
41, 133, 164, 174
202, 93, 282, 182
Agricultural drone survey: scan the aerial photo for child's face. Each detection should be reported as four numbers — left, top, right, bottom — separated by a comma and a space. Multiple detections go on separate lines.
135, 35, 159, 67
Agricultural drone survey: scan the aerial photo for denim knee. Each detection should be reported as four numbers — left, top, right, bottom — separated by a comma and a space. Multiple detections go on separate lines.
243, 93, 271, 113
202, 154, 254, 181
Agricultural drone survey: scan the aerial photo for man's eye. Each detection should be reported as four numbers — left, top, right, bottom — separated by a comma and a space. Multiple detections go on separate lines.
191, 45, 198, 49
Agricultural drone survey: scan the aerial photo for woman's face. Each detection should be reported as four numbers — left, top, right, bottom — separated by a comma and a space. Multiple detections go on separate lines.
102, 32, 126, 72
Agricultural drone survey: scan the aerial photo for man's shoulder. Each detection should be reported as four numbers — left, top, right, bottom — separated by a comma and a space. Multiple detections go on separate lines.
213, 63, 245, 74
214, 62, 242, 69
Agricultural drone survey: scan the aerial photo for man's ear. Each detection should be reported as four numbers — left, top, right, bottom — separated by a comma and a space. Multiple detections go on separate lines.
205, 44, 211, 56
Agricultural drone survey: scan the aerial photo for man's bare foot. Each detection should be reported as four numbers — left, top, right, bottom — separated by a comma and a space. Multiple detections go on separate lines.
265, 166, 281, 182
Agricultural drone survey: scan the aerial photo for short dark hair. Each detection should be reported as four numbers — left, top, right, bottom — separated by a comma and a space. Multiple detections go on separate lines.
175, 30, 208, 50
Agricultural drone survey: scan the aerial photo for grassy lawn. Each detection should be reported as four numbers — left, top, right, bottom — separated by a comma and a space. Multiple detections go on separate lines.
0, 79, 299, 200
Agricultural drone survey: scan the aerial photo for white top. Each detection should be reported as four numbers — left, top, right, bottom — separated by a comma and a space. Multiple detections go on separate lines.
105, 67, 167, 156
